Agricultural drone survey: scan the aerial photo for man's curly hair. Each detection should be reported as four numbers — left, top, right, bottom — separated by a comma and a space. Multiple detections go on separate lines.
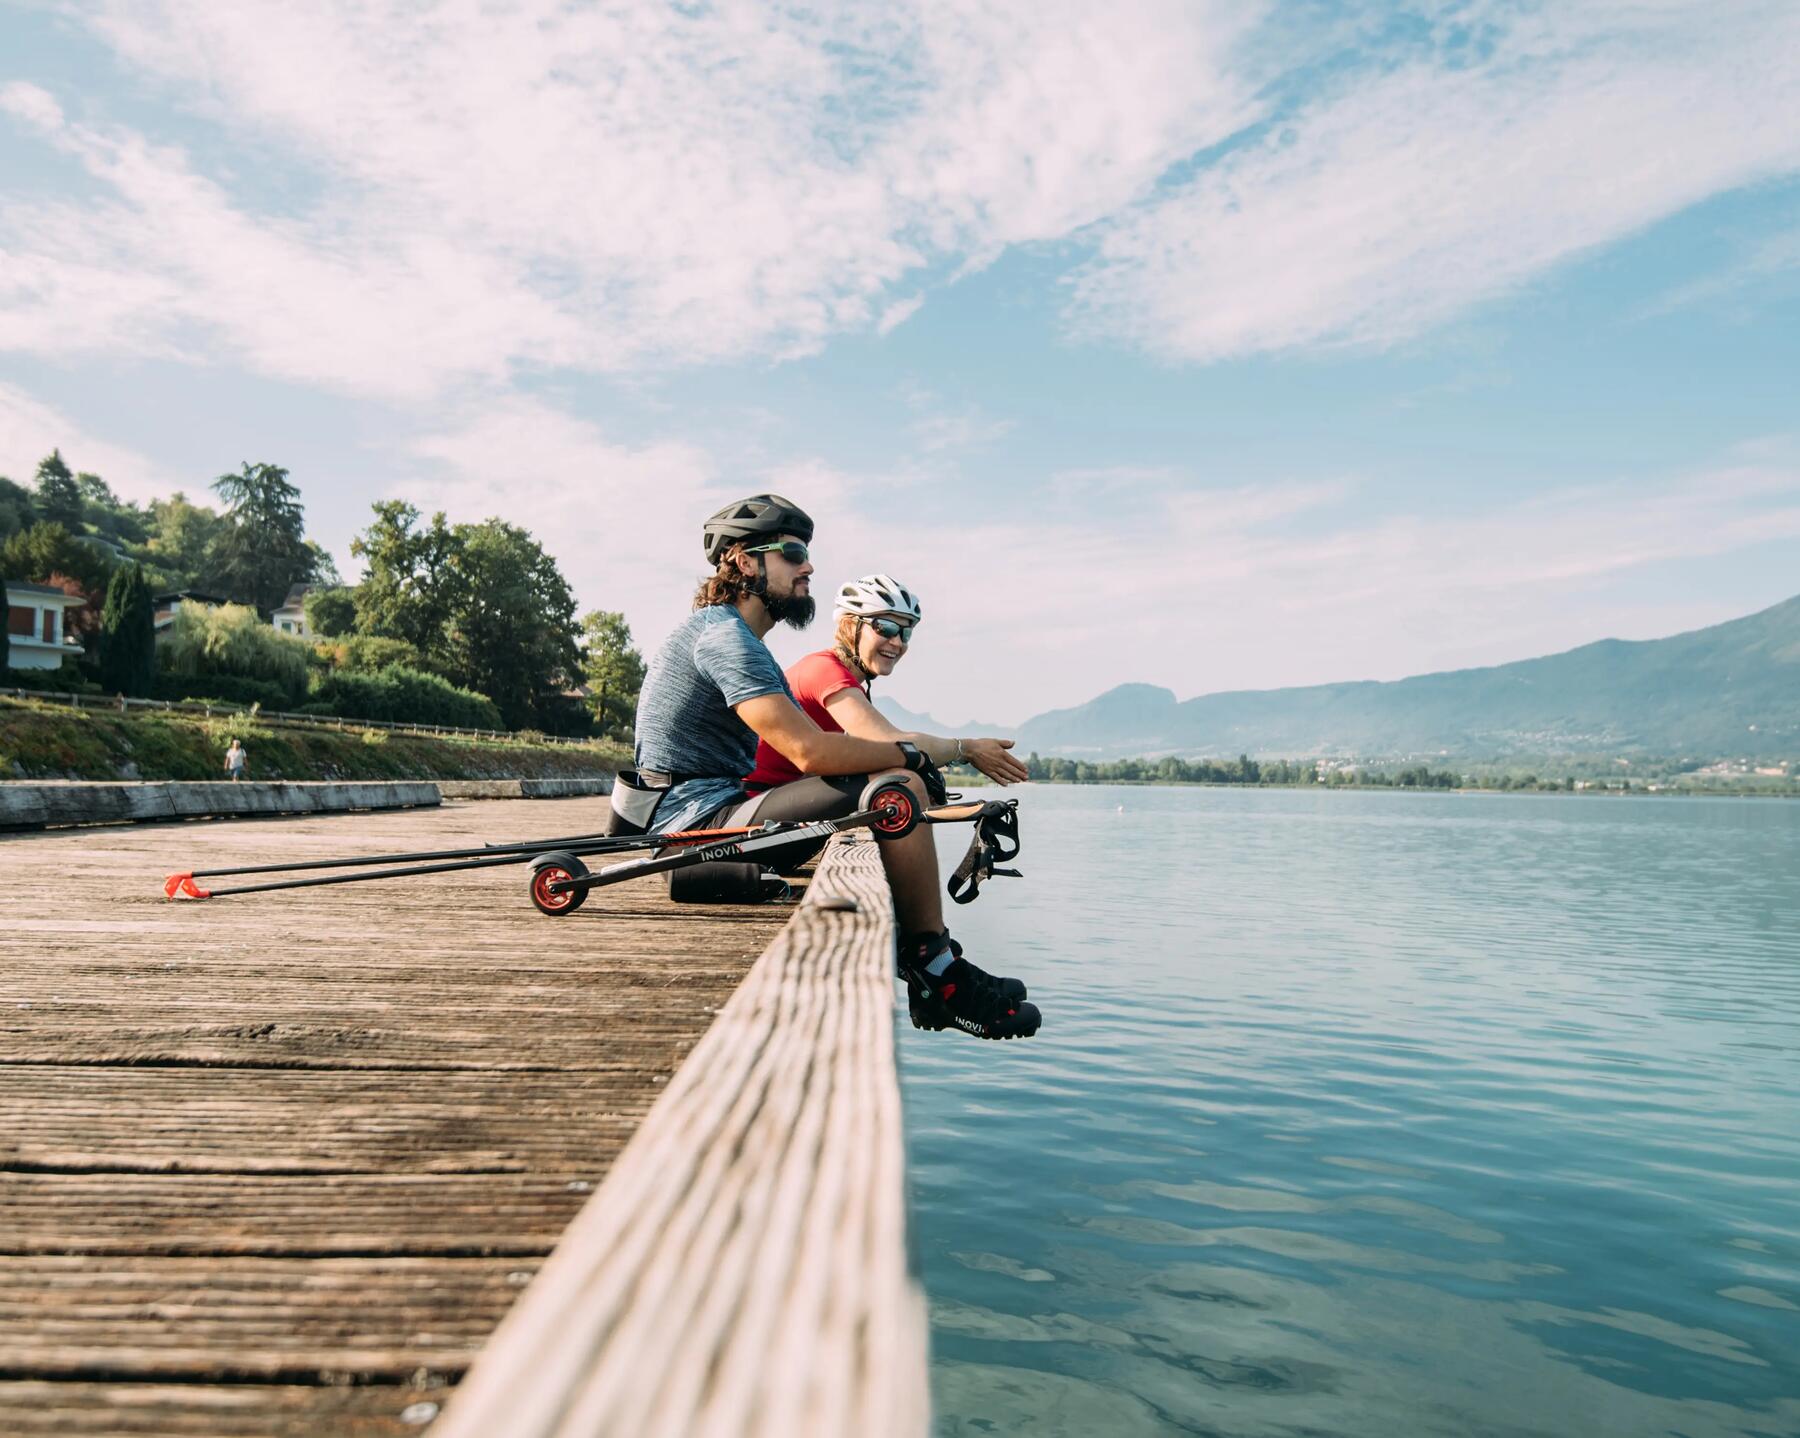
692, 546, 758, 609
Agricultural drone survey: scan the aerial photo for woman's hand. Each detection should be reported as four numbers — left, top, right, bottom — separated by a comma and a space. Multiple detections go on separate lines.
962, 736, 1031, 785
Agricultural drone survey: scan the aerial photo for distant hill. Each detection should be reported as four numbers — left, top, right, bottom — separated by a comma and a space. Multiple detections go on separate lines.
1007, 594, 1800, 759
873, 696, 1009, 739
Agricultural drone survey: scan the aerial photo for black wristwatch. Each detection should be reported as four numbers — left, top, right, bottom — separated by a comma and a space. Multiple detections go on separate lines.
896, 740, 926, 773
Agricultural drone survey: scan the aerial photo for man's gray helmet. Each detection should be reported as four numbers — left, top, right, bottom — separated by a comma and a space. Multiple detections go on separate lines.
834, 573, 922, 622
701, 494, 815, 564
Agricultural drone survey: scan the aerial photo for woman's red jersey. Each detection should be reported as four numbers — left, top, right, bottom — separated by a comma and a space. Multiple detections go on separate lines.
745, 649, 866, 790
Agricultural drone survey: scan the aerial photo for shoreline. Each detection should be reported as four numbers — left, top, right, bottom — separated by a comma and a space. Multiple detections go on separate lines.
948, 774, 1799, 800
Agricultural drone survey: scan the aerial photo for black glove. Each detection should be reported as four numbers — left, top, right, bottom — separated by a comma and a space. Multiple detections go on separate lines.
897, 741, 949, 806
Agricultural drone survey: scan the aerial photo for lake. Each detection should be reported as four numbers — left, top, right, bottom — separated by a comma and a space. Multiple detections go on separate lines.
904, 785, 1800, 1437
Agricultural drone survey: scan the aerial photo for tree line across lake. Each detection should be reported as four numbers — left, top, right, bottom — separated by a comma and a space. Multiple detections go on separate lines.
1014, 753, 1464, 786
1, 450, 642, 738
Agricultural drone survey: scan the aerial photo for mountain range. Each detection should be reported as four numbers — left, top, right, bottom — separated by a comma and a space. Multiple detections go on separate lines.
876, 593, 1800, 759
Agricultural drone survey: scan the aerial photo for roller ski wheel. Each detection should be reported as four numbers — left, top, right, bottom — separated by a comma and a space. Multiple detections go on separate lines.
860, 778, 920, 841
529, 851, 589, 916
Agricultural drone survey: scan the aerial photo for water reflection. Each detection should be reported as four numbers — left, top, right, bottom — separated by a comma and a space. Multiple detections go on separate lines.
903, 788, 1800, 1436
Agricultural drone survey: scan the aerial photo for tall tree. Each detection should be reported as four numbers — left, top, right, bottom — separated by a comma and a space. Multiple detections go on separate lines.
0, 476, 37, 541
98, 563, 156, 696
349, 501, 459, 655
209, 461, 320, 613
303, 587, 358, 638
0, 522, 113, 593
75, 471, 116, 506
34, 451, 83, 531
579, 609, 646, 741
142, 493, 230, 591
439, 519, 582, 731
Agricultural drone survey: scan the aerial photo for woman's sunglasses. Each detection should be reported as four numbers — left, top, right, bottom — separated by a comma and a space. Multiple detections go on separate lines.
745, 540, 810, 564
868, 617, 915, 642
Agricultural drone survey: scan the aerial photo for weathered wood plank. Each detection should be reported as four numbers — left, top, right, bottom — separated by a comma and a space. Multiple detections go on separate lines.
0, 796, 792, 1434
0, 1380, 449, 1436
0, 1171, 587, 1257
0, 1068, 646, 1173
435, 832, 929, 1438
0, 1257, 532, 1379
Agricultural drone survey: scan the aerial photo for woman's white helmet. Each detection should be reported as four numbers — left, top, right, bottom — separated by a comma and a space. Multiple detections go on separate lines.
834, 573, 922, 622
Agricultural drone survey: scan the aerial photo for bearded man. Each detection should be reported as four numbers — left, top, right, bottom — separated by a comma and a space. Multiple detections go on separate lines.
628, 494, 1041, 1041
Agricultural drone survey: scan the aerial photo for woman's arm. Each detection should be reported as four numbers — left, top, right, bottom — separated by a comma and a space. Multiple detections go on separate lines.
824, 688, 1030, 784
735, 692, 909, 777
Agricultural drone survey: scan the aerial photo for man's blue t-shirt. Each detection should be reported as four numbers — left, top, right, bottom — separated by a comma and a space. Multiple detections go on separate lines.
633, 607, 793, 832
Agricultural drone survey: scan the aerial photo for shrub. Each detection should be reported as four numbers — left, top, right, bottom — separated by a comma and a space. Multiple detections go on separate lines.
312, 633, 424, 675
305, 665, 502, 731
159, 603, 311, 705
3, 665, 103, 696
152, 672, 294, 711
202, 705, 272, 746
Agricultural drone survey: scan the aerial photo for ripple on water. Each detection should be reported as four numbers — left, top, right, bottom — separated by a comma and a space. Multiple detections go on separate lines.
906, 787, 1800, 1435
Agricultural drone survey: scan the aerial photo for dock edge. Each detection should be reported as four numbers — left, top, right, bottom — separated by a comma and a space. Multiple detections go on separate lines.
431, 830, 930, 1437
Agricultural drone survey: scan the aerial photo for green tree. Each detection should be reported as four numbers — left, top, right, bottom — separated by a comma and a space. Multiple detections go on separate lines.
0, 476, 37, 540
98, 563, 156, 696
350, 501, 459, 655
0, 521, 113, 593
210, 461, 321, 613
141, 493, 230, 592
33, 451, 83, 530
304, 587, 358, 637
158, 602, 311, 706
580, 609, 646, 741
440, 519, 581, 730
0, 551, 10, 674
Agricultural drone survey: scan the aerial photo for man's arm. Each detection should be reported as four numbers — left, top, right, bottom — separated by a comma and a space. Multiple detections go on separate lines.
736, 692, 909, 776
822, 688, 1030, 785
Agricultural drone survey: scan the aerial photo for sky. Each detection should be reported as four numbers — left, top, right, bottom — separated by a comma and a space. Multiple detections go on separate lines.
2, 0, 1798, 726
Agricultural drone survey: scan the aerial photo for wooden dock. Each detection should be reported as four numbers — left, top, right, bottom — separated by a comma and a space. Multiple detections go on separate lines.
0, 796, 926, 1436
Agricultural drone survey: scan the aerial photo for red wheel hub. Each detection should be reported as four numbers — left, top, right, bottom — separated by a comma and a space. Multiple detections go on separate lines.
533, 866, 575, 910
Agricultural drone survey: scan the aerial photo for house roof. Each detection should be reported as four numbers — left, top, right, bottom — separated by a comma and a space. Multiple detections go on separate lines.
6, 580, 87, 604
153, 590, 230, 605
279, 582, 338, 610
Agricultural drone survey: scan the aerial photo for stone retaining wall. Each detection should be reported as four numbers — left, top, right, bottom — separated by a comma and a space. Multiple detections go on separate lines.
0, 782, 441, 831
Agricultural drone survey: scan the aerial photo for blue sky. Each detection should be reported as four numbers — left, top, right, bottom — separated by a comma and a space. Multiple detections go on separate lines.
2, 1, 1797, 724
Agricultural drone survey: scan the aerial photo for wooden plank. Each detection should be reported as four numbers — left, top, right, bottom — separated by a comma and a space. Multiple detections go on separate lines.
0, 1068, 648, 1174
434, 832, 929, 1438
0, 1173, 584, 1256
0, 796, 793, 1433
0, 1381, 450, 1437
0, 1256, 532, 1379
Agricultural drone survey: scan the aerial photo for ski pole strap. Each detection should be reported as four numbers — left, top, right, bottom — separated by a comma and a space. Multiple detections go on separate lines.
947, 799, 1022, 905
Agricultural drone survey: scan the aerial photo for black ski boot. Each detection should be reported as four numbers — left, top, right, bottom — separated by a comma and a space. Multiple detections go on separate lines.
900, 933, 1039, 1040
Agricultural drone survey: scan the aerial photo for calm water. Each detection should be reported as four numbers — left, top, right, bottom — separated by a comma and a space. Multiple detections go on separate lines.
903, 786, 1800, 1437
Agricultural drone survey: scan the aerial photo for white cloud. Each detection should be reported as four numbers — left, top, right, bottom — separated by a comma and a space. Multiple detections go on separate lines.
902, 385, 1015, 453
402, 395, 726, 646
0, 1, 1259, 397
753, 448, 1800, 723
0, 382, 175, 500
1071, 2, 1800, 360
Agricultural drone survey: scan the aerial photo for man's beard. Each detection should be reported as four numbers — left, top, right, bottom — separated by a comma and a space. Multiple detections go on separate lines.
762, 588, 816, 629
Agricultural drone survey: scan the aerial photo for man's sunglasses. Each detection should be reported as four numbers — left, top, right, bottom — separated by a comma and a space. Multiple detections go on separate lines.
868, 617, 915, 642
744, 540, 810, 564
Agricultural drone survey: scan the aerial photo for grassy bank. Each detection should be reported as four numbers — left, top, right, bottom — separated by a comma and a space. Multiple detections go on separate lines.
0, 698, 626, 782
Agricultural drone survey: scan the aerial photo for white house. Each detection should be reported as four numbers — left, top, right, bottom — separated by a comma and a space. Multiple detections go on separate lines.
272, 583, 328, 638
5, 580, 88, 672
